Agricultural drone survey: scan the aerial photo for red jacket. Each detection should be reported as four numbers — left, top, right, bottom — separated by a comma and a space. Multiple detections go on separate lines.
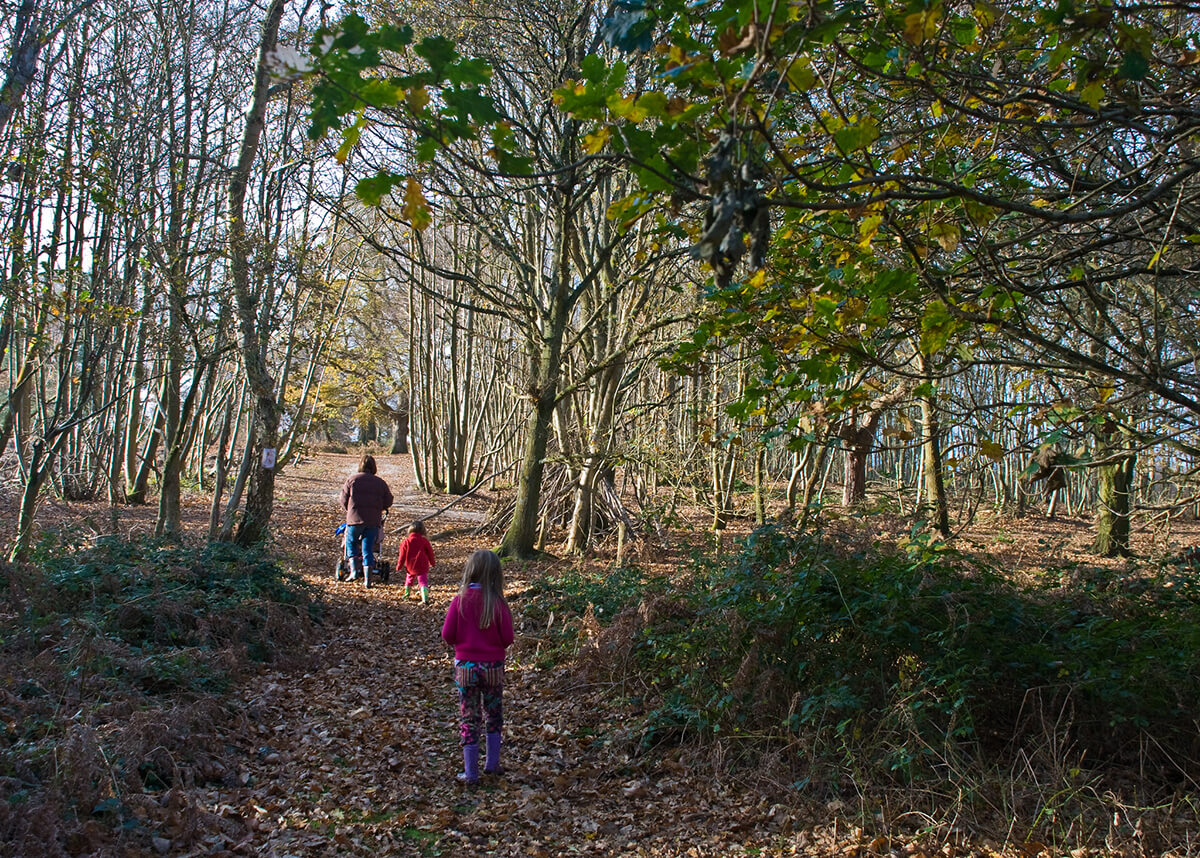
396, 532, 435, 576
340, 472, 393, 528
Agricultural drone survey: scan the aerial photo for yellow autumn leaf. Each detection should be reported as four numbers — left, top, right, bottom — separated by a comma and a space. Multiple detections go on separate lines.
402, 177, 431, 231
859, 215, 882, 248
583, 126, 611, 155
979, 439, 1006, 461
904, 9, 941, 45
929, 222, 960, 252
406, 85, 429, 112
606, 93, 647, 123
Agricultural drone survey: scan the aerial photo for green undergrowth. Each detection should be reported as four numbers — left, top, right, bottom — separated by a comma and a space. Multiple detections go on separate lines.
0, 536, 321, 856
524, 525, 1200, 845
637, 527, 1200, 776
4, 537, 321, 696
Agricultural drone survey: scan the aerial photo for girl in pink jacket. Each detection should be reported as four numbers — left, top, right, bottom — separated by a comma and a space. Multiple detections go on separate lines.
396, 520, 436, 604
441, 549, 514, 785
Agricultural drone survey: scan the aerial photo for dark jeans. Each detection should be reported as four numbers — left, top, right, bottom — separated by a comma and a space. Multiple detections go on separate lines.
345, 524, 381, 569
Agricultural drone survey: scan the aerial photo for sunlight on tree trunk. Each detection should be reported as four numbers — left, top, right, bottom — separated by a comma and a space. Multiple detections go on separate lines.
230, 0, 286, 547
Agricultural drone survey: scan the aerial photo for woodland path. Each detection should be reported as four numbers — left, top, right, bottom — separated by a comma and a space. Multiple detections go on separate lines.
189, 454, 816, 858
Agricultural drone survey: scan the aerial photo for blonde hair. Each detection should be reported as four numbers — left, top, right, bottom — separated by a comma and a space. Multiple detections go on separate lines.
459, 549, 504, 629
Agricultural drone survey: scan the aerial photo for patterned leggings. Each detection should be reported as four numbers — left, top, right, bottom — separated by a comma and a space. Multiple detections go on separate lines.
454, 659, 504, 747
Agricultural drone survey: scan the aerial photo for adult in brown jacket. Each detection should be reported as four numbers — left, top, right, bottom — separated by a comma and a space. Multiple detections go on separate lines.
340, 454, 393, 588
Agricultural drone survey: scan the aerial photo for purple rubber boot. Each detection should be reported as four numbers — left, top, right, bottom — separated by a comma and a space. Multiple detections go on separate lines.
484, 732, 503, 775
457, 744, 479, 785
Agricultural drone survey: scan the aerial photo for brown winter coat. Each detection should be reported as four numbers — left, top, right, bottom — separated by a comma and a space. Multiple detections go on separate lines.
340, 472, 394, 528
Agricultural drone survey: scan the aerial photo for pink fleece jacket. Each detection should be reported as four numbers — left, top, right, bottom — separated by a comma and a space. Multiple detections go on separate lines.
442, 589, 514, 662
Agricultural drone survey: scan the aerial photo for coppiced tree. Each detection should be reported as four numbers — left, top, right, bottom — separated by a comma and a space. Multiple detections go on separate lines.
308, 0, 696, 556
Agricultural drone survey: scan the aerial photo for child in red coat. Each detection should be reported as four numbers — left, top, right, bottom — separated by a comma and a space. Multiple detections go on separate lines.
397, 520, 436, 604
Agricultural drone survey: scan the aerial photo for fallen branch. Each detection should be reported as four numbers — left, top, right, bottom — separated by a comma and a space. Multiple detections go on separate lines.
419, 462, 516, 524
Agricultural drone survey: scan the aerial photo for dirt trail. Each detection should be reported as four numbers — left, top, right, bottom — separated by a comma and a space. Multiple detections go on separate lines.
194, 454, 786, 857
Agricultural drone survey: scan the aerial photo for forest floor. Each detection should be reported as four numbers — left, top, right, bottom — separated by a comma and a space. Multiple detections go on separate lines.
7, 452, 1198, 857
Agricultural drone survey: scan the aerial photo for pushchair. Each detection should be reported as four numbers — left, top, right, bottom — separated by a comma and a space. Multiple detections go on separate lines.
333, 521, 392, 584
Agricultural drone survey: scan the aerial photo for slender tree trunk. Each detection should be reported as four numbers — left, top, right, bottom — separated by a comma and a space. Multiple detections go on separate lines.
918, 355, 950, 537
129, 407, 164, 506
10, 440, 52, 560
208, 394, 235, 541
497, 124, 578, 558
753, 442, 767, 525
0, 0, 42, 139
123, 284, 153, 499
498, 325, 566, 557
156, 312, 185, 535
230, 0, 285, 546
390, 403, 409, 454
786, 444, 813, 512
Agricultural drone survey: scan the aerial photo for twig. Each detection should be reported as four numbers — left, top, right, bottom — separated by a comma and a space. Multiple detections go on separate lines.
419, 463, 516, 523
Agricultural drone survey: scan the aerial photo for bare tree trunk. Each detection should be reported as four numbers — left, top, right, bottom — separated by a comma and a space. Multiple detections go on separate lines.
0, 0, 42, 139
497, 127, 578, 558
208, 393, 236, 541
753, 442, 767, 525
498, 320, 567, 557
390, 402, 410, 454
785, 444, 813, 511
122, 282, 154, 501
917, 354, 950, 537
797, 442, 832, 530
840, 417, 872, 507
230, 0, 285, 546
1093, 420, 1135, 557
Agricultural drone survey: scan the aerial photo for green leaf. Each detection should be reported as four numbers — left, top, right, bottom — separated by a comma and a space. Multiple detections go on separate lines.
634, 91, 671, 118
1119, 49, 1150, 80
415, 35, 458, 78
377, 23, 414, 52
833, 120, 878, 152
580, 53, 608, 83
978, 439, 1006, 461
415, 137, 439, 163
493, 149, 533, 176
951, 18, 978, 46
786, 64, 816, 92
919, 300, 959, 354
354, 171, 405, 206
443, 88, 500, 124
447, 58, 492, 87
359, 80, 403, 108
1079, 80, 1104, 109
